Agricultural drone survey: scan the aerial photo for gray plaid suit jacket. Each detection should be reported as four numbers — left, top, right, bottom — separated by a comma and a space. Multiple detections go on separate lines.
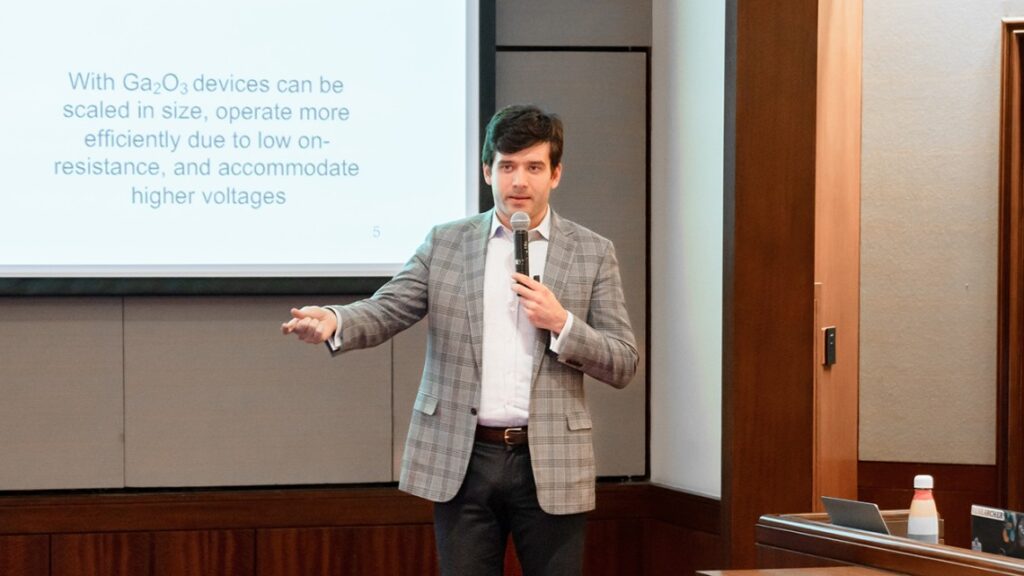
329, 208, 638, 514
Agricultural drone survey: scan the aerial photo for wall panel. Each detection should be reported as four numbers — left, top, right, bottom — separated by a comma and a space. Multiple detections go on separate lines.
52, 530, 253, 576
497, 0, 651, 47
257, 526, 435, 576
0, 535, 48, 576
646, 522, 722, 576
124, 296, 392, 487
496, 51, 648, 476
0, 298, 124, 490
859, 0, 1002, 466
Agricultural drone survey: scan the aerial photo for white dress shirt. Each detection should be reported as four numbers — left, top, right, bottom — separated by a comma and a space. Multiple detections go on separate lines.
328, 209, 575, 426
477, 209, 573, 427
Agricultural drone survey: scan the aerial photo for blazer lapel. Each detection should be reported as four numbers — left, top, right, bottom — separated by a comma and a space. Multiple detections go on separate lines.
463, 210, 492, 372
532, 210, 577, 382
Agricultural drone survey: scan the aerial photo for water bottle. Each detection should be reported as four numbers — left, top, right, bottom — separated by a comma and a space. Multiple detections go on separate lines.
907, 474, 939, 543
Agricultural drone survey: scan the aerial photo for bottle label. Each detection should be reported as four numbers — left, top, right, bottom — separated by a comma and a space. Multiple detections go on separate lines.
907, 532, 939, 544
907, 515, 939, 543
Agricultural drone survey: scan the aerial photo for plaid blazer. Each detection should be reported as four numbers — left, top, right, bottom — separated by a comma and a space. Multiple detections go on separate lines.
330, 208, 638, 514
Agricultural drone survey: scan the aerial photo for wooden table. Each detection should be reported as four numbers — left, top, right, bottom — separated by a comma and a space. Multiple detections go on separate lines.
757, 511, 1024, 575
698, 568, 896, 576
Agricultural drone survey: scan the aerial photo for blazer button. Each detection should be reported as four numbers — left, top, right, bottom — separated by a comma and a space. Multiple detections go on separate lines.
470, 408, 478, 415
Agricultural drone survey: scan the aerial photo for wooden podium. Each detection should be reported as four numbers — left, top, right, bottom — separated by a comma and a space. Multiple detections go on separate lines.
755, 510, 1024, 575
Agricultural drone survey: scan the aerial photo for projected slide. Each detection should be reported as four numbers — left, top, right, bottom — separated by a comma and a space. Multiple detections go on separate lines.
0, 1, 478, 277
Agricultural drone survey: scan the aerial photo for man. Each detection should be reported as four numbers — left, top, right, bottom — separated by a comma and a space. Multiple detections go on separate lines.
282, 104, 637, 575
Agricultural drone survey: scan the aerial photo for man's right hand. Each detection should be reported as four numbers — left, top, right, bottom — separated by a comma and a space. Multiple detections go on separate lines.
281, 306, 338, 344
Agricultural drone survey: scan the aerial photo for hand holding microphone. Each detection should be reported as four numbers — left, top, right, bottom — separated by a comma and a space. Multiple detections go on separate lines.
509, 211, 568, 334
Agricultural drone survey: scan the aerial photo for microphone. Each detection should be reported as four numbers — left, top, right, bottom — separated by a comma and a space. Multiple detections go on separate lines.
510, 211, 530, 276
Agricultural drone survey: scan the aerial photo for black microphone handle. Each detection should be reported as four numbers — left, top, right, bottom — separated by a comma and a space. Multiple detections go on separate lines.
514, 229, 530, 275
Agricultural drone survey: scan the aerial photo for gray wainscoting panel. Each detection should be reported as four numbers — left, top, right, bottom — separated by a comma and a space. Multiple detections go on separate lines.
497, 0, 652, 47
496, 51, 648, 476
123, 296, 392, 487
0, 298, 124, 489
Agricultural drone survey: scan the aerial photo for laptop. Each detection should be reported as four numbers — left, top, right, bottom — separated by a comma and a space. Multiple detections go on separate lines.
971, 504, 1024, 558
821, 496, 891, 535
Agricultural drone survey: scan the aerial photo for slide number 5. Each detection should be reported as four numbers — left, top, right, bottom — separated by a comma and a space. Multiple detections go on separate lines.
372, 225, 382, 238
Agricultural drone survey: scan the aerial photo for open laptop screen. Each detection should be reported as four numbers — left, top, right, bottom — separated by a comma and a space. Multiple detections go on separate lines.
822, 496, 891, 536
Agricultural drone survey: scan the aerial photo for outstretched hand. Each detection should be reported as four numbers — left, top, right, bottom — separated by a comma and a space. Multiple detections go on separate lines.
281, 306, 338, 344
511, 273, 568, 335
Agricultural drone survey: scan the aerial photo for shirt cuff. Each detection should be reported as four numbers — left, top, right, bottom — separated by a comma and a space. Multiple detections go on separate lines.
324, 306, 344, 352
548, 311, 574, 354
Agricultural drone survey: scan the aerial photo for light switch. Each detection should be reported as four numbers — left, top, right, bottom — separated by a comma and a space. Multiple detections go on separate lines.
823, 326, 837, 366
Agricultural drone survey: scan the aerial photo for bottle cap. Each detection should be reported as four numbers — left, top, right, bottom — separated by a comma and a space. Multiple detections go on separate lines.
914, 474, 934, 489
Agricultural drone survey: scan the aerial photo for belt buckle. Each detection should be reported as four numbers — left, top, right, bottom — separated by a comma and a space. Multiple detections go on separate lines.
503, 427, 524, 446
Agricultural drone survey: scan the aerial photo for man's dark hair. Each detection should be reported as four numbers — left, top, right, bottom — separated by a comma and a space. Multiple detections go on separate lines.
481, 104, 563, 168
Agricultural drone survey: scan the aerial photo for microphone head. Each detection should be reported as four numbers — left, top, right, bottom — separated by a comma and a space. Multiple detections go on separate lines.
510, 211, 530, 232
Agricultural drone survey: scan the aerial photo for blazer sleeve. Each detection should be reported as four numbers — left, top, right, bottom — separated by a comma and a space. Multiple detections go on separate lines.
327, 228, 433, 354
552, 242, 638, 388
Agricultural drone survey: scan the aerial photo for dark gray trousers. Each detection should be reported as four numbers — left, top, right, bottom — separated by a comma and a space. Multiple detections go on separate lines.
433, 440, 587, 576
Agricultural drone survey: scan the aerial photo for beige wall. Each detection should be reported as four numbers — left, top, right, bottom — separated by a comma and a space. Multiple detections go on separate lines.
858, 0, 1024, 464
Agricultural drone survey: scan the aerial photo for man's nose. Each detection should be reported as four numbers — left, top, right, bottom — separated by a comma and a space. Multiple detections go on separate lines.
511, 167, 527, 187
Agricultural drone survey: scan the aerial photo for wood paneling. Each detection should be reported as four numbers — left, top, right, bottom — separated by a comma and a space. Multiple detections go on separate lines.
0, 488, 433, 535
724, 0, 819, 567
812, 0, 862, 510
998, 19, 1024, 512
725, 0, 864, 565
858, 461, 999, 548
643, 487, 725, 574
646, 521, 724, 576
648, 481, 721, 534
757, 545, 847, 570
52, 532, 152, 576
0, 535, 48, 576
155, 531, 254, 576
0, 484, 719, 575
257, 525, 435, 576
582, 519, 645, 576
52, 530, 253, 576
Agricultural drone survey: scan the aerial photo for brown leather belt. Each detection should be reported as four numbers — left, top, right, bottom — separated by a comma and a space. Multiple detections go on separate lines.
475, 425, 528, 447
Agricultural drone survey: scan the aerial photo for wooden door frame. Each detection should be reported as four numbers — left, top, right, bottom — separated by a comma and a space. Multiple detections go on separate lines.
998, 18, 1024, 511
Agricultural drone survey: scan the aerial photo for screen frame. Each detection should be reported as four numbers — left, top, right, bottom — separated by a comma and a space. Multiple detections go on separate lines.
0, 3, 496, 297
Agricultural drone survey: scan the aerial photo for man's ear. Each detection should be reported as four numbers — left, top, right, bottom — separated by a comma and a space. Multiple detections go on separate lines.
482, 163, 493, 185
550, 163, 563, 189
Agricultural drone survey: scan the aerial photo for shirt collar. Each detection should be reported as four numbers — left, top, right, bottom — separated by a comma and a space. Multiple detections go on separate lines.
489, 208, 551, 240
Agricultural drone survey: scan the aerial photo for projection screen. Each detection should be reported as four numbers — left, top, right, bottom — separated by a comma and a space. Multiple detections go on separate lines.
0, 1, 489, 293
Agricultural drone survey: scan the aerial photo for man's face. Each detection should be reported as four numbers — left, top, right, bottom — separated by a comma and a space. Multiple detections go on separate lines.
483, 141, 562, 229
